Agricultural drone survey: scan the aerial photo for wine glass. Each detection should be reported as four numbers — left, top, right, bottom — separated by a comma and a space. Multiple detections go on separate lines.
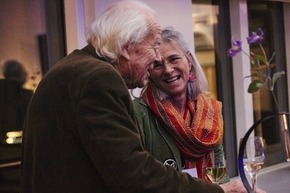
206, 157, 227, 184
243, 136, 265, 193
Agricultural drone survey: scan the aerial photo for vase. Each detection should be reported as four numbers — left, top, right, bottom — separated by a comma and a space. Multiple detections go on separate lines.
279, 114, 290, 162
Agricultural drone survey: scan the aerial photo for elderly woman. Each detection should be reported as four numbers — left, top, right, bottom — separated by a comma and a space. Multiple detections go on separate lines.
133, 27, 266, 193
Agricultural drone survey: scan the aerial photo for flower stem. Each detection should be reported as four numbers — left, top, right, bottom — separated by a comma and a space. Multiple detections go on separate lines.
242, 50, 255, 66
259, 43, 268, 65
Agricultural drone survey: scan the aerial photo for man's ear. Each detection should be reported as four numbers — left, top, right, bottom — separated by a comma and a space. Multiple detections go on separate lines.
121, 47, 130, 60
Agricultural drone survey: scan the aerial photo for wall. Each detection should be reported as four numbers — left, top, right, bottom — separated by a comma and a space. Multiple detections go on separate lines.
229, 0, 254, 150
0, 0, 45, 89
64, 0, 194, 54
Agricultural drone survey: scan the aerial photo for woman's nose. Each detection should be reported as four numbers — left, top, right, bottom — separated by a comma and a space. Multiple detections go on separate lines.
164, 62, 174, 74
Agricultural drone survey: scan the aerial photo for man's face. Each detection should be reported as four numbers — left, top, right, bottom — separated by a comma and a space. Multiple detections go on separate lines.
119, 23, 161, 89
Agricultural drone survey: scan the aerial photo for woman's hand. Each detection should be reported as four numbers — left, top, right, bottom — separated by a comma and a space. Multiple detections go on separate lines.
219, 179, 266, 193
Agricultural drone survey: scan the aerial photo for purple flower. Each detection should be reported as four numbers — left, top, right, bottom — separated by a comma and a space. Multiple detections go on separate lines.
247, 28, 264, 44
228, 38, 242, 57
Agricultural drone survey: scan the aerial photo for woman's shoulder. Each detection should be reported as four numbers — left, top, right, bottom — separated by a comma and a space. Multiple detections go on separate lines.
132, 97, 147, 106
132, 97, 147, 113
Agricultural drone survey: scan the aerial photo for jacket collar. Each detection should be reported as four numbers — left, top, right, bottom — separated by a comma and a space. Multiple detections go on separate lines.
81, 44, 106, 62
136, 97, 148, 107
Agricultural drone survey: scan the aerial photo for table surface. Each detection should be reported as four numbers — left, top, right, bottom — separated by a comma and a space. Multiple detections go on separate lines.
231, 162, 290, 193
256, 162, 290, 193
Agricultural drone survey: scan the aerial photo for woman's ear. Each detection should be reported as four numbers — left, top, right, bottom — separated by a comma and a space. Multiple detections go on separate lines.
186, 51, 194, 64
120, 46, 130, 60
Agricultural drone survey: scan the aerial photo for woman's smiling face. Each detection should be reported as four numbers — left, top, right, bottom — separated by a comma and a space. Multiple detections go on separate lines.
149, 42, 191, 98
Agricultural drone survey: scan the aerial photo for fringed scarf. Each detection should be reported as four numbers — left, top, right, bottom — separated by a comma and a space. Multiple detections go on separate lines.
143, 85, 223, 179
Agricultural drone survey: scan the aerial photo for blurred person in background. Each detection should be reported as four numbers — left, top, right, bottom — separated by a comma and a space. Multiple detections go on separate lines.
0, 60, 33, 143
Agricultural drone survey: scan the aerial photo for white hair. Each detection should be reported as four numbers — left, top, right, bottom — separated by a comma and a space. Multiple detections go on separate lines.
86, 0, 156, 64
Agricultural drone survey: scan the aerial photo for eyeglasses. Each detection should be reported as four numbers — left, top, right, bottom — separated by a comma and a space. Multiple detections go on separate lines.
151, 54, 185, 71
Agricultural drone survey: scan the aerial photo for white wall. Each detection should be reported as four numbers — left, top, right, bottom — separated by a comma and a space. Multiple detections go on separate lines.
229, 0, 254, 150
142, 0, 194, 53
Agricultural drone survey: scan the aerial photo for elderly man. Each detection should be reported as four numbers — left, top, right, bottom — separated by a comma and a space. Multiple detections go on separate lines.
20, 1, 224, 193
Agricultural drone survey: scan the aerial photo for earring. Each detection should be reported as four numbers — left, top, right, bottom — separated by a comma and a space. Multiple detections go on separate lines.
188, 72, 196, 82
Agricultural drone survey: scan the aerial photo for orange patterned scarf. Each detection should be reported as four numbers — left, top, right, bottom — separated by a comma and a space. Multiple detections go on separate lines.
143, 85, 223, 178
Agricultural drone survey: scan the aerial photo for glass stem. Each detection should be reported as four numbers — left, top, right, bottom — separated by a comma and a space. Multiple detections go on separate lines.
251, 174, 257, 193
213, 181, 220, 185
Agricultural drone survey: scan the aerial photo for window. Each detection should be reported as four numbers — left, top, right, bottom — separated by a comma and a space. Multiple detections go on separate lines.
247, 0, 289, 166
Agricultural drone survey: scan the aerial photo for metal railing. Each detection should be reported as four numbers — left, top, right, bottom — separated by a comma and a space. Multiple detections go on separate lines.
0, 159, 21, 170
0, 161, 21, 170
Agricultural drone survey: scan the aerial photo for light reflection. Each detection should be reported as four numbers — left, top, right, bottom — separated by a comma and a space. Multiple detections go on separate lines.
5, 131, 23, 144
